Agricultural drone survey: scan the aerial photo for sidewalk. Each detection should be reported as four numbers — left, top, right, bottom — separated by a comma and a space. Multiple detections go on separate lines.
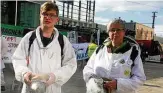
138, 62, 163, 93
138, 77, 163, 93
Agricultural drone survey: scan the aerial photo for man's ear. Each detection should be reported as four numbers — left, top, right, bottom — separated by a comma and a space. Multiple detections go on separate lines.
57, 17, 60, 22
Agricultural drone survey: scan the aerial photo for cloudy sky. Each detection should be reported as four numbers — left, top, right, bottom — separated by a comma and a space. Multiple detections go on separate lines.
94, 0, 163, 37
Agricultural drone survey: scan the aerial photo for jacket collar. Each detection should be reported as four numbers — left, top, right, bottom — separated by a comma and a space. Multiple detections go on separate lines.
35, 26, 59, 49
103, 37, 132, 53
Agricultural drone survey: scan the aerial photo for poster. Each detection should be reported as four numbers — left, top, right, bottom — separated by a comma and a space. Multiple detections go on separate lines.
72, 43, 89, 60
1, 24, 24, 63
1, 35, 22, 63
67, 31, 77, 43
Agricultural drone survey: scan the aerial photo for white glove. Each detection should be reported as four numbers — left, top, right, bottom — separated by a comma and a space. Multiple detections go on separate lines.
86, 78, 106, 93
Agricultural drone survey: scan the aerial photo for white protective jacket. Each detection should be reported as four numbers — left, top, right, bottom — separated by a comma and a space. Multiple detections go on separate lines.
12, 26, 77, 93
83, 37, 146, 93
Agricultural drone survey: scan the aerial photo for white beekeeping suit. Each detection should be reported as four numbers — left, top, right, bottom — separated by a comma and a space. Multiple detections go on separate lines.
83, 37, 146, 93
12, 27, 77, 93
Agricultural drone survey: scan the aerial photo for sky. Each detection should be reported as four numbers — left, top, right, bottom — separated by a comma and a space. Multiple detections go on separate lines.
94, 0, 163, 37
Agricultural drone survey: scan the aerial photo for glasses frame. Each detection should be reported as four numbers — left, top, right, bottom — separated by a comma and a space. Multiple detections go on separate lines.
109, 28, 124, 32
41, 12, 58, 19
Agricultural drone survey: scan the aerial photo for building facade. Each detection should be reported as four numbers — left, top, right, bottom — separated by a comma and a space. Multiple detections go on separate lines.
2, 1, 108, 43
1, 1, 96, 29
1, 1, 40, 28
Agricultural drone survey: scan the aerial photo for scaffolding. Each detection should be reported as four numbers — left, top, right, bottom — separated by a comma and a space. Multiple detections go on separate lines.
56, 1, 95, 28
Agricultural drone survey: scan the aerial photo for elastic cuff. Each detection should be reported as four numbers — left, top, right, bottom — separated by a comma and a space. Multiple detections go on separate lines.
22, 72, 28, 77
22, 71, 28, 82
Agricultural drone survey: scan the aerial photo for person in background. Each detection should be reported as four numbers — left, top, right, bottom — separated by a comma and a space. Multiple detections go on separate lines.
83, 19, 146, 93
140, 43, 148, 63
1, 36, 8, 91
12, 1, 77, 93
87, 37, 98, 58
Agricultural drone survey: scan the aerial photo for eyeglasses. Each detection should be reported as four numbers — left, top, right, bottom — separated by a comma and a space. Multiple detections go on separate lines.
109, 28, 124, 32
41, 12, 58, 19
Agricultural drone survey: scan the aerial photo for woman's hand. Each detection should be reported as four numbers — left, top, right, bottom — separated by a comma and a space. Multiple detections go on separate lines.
104, 79, 117, 92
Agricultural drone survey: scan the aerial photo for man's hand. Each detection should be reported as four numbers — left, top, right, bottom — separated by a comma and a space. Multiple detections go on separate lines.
23, 72, 33, 86
31, 74, 49, 81
104, 79, 117, 92
31, 73, 56, 86
45, 73, 56, 86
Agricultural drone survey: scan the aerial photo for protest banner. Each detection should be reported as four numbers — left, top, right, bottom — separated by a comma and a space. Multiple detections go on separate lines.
1, 24, 24, 63
72, 43, 89, 60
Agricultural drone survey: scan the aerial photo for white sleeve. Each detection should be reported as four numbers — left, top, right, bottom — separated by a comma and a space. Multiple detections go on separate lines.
116, 48, 146, 92
83, 49, 98, 82
12, 33, 32, 82
52, 36, 77, 86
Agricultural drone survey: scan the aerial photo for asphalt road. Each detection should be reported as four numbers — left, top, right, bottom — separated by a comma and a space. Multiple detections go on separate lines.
1, 61, 163, 93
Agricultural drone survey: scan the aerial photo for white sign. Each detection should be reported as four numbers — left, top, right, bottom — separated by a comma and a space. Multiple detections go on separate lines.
72, 43, 89, 60
2, 35, 22, 63
67, 31, 77, 43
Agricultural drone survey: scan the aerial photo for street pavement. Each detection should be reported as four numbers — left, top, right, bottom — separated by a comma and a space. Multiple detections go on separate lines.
138, 62, 163, 93
1, 61, 163, 93
138, 77, 163, 93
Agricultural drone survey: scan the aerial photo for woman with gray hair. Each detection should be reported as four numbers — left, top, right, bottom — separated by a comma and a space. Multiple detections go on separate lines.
83, 18, 146, 93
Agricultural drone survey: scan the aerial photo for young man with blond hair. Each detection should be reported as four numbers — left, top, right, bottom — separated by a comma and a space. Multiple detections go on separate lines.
12, 1, 77, 93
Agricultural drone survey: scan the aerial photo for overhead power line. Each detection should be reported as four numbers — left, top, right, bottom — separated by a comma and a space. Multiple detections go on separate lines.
126, 1, 163, 10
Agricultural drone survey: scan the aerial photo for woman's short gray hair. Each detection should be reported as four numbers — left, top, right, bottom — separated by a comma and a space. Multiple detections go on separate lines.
107, 19, 126, 32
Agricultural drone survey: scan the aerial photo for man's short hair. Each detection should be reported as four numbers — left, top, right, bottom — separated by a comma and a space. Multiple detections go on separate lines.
40, 1, 59, 16
107, 19, 126, 32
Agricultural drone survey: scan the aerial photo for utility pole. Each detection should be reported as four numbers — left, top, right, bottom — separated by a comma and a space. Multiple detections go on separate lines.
152, 11, 158, 29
